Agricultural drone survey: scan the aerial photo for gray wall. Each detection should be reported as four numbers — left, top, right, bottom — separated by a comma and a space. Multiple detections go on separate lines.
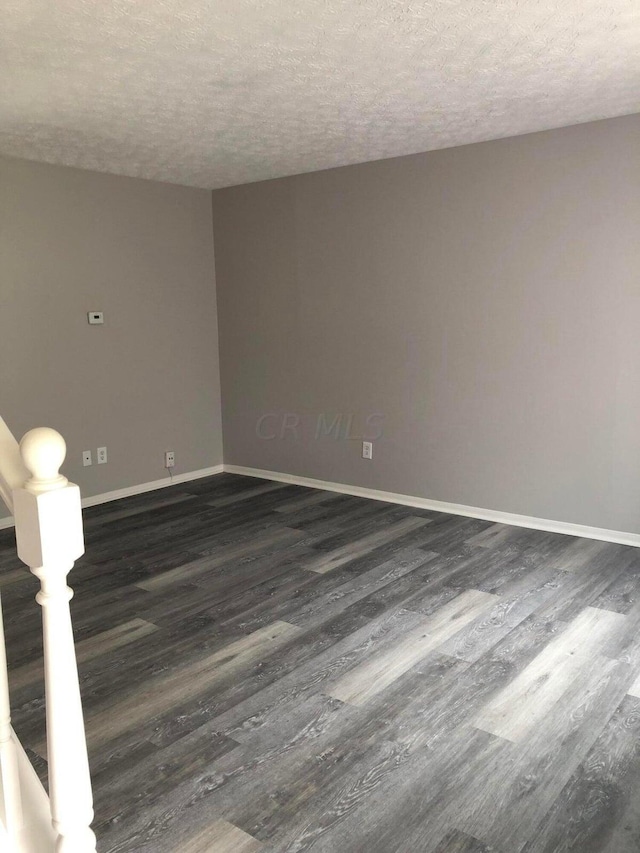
1, 156, 222, 521
212, 114, 640, 533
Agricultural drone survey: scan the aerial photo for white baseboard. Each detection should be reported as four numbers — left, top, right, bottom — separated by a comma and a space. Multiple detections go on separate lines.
4, 461, 637, 548
80, 465, 224, 508
0, 465, 224, 530
224, 464, 640, 548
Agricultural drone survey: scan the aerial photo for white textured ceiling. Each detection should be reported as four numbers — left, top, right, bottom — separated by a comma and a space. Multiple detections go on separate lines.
1, 1, 639, 189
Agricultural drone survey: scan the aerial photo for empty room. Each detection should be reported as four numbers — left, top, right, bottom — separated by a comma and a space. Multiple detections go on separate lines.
1, 1, 640, 851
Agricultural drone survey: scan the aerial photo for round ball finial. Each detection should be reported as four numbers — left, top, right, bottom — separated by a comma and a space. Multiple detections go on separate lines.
20, 427, 68, 493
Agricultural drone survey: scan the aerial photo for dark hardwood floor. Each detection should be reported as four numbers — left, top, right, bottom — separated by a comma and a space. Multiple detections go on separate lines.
2, 473, 640, 852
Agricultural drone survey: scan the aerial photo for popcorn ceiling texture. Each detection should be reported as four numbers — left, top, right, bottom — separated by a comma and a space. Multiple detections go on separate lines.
1, 0, 639, 189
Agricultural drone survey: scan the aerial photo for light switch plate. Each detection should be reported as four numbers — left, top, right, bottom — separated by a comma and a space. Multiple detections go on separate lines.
88, 312, 104, 325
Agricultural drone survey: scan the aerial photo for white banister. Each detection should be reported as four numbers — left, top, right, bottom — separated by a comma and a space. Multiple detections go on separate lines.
0, 416, 27, 845
0, 416, 29, 514
13, 428, 96, 853
0, 590, 23, 837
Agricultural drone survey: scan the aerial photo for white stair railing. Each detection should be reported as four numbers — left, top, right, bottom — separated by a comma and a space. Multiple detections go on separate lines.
0, 587, 23, 838
0, 416, 29, 845
0, 418, 29, 512
0, 417, 96, 852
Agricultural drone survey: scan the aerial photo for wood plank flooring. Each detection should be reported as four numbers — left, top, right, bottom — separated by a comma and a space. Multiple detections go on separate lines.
1, 473, 640, 852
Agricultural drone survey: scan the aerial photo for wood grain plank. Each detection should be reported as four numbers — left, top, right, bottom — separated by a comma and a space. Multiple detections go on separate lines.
465, 522, 529, 551
435, 565, 568, 663
459, 654, 634, 852
304, 516, 429, 574
287, 548, 436, 628
206, 481, 287, 507
274, 489, 340, 513
545, 538, 623, 573
433, 829, 496, 852
328, 589, 497, 705
44, 620, 302, 755
331, 650, 631, 853
212, 608, 427, 742
9, 617, 158, 692
520, 694, 640, 852
181, 819, 262, 853
136, 526, 304, 590
93, 728, 238, 831
627, 671, 640, 697
0, 567, 31, 587
474, 606, 626, 742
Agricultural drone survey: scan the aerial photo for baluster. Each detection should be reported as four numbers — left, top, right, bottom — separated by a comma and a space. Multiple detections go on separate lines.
0, 590, 23, 837
13, 428, 96, 853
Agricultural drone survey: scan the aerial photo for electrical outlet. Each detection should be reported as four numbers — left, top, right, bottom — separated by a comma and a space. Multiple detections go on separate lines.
362, 441, 373, 460
164, 450, 175, 469
97, 446, 107, 464
82, 450, 92, 467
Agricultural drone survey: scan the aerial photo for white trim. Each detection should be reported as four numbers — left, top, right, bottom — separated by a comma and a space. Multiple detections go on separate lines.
3, 461, 637, 548
80, 465, 224, 508
223, 464, 640, 548
0, 465, 224, 530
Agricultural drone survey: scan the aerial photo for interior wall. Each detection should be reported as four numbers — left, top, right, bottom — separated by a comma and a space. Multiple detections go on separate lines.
212, 114, 640, 534
0, 156, 222, 522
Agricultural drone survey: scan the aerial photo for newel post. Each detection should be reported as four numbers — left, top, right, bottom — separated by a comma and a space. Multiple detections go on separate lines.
13, 428, 96, 853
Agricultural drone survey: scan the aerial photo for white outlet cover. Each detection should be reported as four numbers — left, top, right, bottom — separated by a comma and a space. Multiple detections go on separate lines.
82, 450, 92, 466
97, 446, 107, 464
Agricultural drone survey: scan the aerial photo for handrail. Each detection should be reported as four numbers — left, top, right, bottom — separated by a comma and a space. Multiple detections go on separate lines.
0, 417, 27, 844
0, 416, 29, 514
